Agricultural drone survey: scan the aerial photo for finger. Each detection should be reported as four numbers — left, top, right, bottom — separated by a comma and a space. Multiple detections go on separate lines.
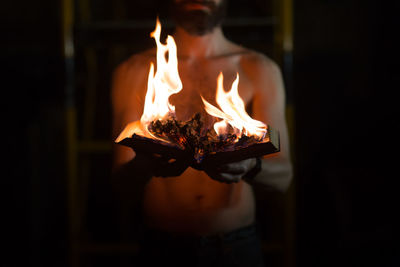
219, 158, 256, 174
206, 171, 242, 184
218, 163, 246, 174
219, 172, 242, 181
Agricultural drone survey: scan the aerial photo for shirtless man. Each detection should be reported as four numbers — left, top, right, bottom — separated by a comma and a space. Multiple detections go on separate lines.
111, 0, 292, 266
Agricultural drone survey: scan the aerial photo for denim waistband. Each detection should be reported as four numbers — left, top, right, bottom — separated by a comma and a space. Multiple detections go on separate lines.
144, 223, 258, 246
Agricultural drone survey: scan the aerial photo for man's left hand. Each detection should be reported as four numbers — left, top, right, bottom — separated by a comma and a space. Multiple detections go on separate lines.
204, 158, 257, 184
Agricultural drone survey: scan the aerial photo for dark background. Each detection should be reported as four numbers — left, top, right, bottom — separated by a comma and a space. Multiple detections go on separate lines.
2, 0, 398, 266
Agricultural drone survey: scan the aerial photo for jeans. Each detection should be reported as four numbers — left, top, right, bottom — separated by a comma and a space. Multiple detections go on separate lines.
137, 224, 265, 267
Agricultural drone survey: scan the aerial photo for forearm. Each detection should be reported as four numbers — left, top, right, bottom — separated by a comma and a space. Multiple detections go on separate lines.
250, 157, 293, 193
112, 154, 154, 206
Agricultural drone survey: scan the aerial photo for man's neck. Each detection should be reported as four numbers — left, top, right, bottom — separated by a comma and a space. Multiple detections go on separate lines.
172, 26, 230, 59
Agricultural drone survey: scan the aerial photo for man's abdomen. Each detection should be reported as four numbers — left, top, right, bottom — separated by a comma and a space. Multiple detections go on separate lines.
142, 167, 256, 235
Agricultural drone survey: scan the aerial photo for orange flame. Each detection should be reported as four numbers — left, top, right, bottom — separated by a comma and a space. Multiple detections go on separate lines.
115, 18, 182, 142
201, 72, 267, 139
141, 18, 182, 124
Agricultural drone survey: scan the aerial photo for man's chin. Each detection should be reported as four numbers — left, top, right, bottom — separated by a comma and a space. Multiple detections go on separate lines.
173, 10, 222, 36
182, 26, 214, 36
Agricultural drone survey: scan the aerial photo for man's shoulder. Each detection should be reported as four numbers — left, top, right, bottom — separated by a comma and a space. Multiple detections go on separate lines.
111, 48, 156, 98
237, 49, 283, 94
114, 48, 156, 77
239, 49, 280, 74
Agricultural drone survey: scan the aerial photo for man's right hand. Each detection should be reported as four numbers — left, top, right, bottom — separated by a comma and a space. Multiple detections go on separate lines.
150, 153, 190, 177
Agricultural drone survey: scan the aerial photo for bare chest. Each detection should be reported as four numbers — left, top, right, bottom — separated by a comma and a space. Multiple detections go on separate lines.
169, 60, 254, 121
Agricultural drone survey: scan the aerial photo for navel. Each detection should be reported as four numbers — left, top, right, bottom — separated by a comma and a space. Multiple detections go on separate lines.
195, 195, 204, 201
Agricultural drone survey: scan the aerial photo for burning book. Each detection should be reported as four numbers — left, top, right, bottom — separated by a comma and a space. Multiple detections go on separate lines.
115, 19, 280, 175
117, 114, 279, 172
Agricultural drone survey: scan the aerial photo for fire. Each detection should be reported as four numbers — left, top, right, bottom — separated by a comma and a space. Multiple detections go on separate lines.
115, 18, 182, 142
116, 19, 267, 144
201, 73, 267, 139
141, 19, 182, 124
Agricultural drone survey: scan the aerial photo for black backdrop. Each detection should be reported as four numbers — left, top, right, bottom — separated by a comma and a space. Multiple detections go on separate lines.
2, 0, 398, 266
294, 1, 398, 266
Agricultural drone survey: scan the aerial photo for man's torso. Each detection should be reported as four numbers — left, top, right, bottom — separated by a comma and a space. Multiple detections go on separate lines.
122, 46, 264, 235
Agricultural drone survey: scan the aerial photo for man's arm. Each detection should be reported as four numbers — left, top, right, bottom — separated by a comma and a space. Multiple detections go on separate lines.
111, 56, 154, 204
204, 53, 293, 193
111, 53, 184, 202
247, 54, 293, 192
